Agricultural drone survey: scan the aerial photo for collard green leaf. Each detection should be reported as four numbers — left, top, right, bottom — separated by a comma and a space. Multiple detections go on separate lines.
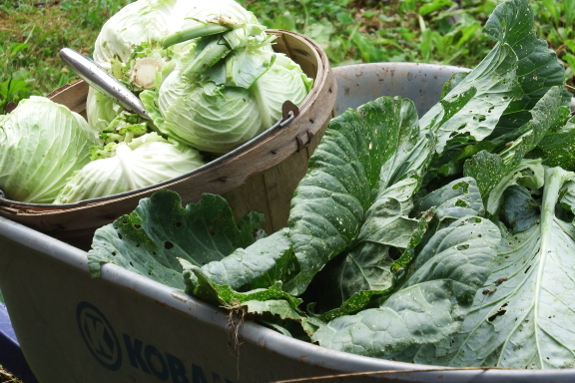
185, 268, 302, 309
303, 178, 483, 321
441, 72, 468, 98
417, 177, 485, 230
419, 40, 520, 153
312, 280, 467, 358
181, 228, 298, 291
410, 177, 486, 271
419, 0, 566, 154
499, 185, 540, 231
312, 214, 501, 358
87, 190, 263, 289
428, 167, 575, 369
482, 158, 544, 216
241, 299, 324, 339
535, 116, 575, 170
286, 96, 425, 295
464, 86, 567, 201
310, 203, 431, 322
485, 0, 568, 134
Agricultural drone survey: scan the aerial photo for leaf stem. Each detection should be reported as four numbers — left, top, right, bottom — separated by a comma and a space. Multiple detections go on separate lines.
182, 35, 231, 80
535, 166, 575, 365
161, 17, 240, 48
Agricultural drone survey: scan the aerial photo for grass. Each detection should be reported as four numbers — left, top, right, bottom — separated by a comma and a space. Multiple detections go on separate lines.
238, 0, 575, 92
241, 0, 496, 67
1, 0, 574, 115
0, 0, 132, 113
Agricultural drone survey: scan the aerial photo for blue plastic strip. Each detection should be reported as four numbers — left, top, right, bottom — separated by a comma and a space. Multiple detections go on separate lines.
0, 302, 39, 383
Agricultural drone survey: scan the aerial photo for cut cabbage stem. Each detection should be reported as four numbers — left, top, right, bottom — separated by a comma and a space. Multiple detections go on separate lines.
162, 17, 242, 48
182, 35, 232, 79
132, 57, 166, 89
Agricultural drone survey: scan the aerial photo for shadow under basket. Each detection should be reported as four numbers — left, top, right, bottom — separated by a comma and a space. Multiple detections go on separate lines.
0, 29, 337, 250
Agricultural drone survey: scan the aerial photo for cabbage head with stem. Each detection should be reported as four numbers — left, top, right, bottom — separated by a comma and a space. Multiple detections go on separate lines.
88, 0, 314, 155
141, 16, 313, 154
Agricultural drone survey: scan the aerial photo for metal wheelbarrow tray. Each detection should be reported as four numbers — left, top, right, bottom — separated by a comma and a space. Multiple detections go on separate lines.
1, 63, 575, 383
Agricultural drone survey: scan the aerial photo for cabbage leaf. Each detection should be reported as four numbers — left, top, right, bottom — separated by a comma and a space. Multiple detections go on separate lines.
0, 96, 99, 203
391, 166, 575, 369
54, 133, 204, 203
312, 213, 500, 358
88, 191, 264, 288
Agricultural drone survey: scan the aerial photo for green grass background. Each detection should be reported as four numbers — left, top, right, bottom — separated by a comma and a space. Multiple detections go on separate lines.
1, 0, 574, 115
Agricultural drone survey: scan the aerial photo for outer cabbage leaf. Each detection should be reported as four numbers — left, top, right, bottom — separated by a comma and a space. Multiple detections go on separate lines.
302, 178, 430, 320
87, 190, 264, 289
464, 86, 568, 204
486, 1, 570, 135
54, 133, 204, 203
0, 96, 99, 203
498, 185, 540, 232
185, 269, 302, 311
286, 96, 433, 296
425, 167, 575, 369
181, 228, 299, 292
419, 0, 565, 154
240, 299, 323, 339
481, 158, 544, 216
185, 276, 323, 340
312, 214, 501, 359
416, 177, 485, 232
534, 116, 575, 170
418, 37, 520, 153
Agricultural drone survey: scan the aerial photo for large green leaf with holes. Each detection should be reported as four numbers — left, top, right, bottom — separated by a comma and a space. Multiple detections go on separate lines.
424, 167, 575, 369
312, 213, 501, 359
285, 96, 434, 296
87, 190, 264, 289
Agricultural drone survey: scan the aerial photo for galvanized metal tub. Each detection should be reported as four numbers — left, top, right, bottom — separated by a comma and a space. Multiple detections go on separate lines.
1, 63, 575, 383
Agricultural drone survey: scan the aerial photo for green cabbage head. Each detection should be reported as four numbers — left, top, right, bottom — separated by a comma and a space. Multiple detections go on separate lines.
87, 0, 260, 131
0, 96, 100, 203
88, 0, 313, 155
142, 45, 313, 154
54, 132, 204, 204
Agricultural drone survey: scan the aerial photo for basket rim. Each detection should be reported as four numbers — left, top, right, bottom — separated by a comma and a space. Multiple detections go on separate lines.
0, 29, 334, 212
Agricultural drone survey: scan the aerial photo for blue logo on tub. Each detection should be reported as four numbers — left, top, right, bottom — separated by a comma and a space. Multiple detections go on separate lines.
76, 301, 236, 382
76, 301, 122, 371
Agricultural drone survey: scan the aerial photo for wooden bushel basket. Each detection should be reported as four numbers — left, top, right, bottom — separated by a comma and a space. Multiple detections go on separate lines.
0, 30, 337, 250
